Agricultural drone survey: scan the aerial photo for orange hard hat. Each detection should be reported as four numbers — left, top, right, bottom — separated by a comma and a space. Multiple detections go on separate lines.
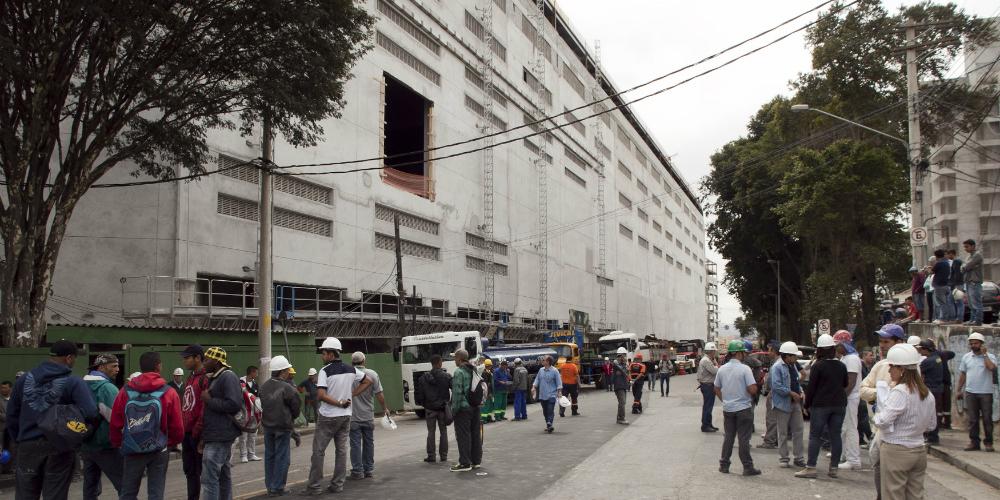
635, 353, 643, 360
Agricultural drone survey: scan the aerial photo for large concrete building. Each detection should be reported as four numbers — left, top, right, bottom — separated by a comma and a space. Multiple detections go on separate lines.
47, 0, 708, 341
923, 30, 1000, 278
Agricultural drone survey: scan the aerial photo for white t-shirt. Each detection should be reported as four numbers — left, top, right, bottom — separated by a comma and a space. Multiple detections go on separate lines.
317, 360, 365, 418
840, 353, 862, 401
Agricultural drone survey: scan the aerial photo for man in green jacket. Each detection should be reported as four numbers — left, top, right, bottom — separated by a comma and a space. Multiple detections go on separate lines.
450, 350, 482, 472
82, 353, 124, 500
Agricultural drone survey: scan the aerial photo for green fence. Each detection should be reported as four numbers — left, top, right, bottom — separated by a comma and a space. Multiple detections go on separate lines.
0, 347, 90, 382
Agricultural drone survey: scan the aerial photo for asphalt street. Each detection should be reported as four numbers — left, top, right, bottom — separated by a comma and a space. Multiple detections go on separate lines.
3, 375, 995, 500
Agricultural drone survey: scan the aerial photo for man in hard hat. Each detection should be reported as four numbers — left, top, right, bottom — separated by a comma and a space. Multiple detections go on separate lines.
348, 352, 386, 480
770, 342, 804, 468
859, 324, 908, 498
698, 343, 720, 432
169, 367, 185, 394
259, 355, 299, 496
714, 340, 761, 476
199, 346, 243, 500
611, 347, 631, 425
957, 332, 997, 452
298, 368, 319, 425
629, 353, 647, 414
480, 359, 495, 424
512, 358, 529, 421
558, 356, 580, 417
493, 360, 512, 422
304, 337, 373, 495
834, 330, 864, 471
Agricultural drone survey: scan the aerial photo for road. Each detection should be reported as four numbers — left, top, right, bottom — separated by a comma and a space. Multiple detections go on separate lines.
2, 375, 994, 500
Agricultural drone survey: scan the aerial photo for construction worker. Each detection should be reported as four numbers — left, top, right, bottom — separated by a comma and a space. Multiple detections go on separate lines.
715, 340, 761, 476
559, 354, 581, 417
492, 360, 511, 422
480, 359, 495, 424
611, 348, 631, 425
629, 354, 647, 414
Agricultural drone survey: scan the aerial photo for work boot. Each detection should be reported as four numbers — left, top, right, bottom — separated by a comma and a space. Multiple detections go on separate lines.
827, 466, 839, 478
719, 465, 730, 474
423, 456, 436, 463
964, 444, 981, 451
794, 467, 817, 479
743, 467, 762, 476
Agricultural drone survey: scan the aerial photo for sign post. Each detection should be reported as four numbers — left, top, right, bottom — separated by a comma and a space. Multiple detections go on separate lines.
910, 227, 928, 247
817, 318, 831, 337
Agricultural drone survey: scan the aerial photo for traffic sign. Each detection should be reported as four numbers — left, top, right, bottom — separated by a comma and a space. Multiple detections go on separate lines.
910, 227, 928, 246
818, 319, 831, 336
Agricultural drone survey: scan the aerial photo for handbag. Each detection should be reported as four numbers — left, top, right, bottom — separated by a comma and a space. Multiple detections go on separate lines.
443, 404, 454, 426
952, 288, 966, 301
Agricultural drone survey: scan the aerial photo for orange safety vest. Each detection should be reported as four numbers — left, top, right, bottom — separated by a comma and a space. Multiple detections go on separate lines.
628, 362, 646, 381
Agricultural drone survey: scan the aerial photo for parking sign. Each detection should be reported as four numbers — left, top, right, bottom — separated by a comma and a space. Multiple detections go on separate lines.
818, 319, 831, 336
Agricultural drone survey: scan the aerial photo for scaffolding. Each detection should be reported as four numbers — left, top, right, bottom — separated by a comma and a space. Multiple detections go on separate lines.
531, 0, 549, 326
592, 40, 608, 329
478, 1, 496, 322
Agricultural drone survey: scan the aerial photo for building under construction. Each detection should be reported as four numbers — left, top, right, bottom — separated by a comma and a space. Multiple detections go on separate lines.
47, 0, 709, 346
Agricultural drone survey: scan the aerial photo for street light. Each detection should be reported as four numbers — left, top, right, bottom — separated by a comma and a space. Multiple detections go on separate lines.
790, 104, 907, 145
766, 259, 781, 342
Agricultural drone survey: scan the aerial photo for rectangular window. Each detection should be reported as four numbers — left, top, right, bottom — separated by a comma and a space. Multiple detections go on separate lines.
594, 101, 611, 127
595, 138, 611, 159
685, 266, 692, 275
676, 239, 683, 250
465, 10, 507, 61
637, 208, 648, 222
619, 224, 633, 239
597, 276, 614, 287
562, 62, 586, 99
616, 124, 632, 150
376, 0, 441, 55
465, 255, 508, 276
523, 138, 553, 164
563, 107, 586, 137
564, 167, 586, 188
376, 32, 440, 85
464, 94, 507, 130
665, 253, 674, 264
522, 67, 552, 106
465, 232, 508, 256
665, 231, 673, 242
382, 74, 433, 198
465, 66, 508, 107
637, 180, 648, 196
375, 204, 439, 235
652, 220, 662, 232
618, 162, 632, 179
564, 145, 589, 170
523, 112, 553, 143
619, 192, 632, 209
519, 14, 552, 62
653, 246, 663, 257
375, 233, 440, 260
218, 194, 332, 237
638, 236, 649, 249
652, 196, 661, 208
676, 261, 683, 270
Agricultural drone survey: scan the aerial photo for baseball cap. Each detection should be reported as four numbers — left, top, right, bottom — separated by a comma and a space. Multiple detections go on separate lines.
908, 266, 918, 272
876, 324, 906, 340
49, 339, 80, 357
89, 353, 119, 369
180, 344, 204, 358
918, 339, 936, 351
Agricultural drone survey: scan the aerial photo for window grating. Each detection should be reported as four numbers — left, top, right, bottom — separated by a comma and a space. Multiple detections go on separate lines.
466, 232, 508, 256
653, 220, 662, 232
464, 94, 507, 130
219, 155, 258, 183
519, 14, 552, 62
638, 236, 649, 249
374, 203, 439, 235
652, 196, 661, 208
597, 276, 614, 287
465, 66, 509, 107
653, 246, 663, 257
563, 108, 586, 136
619, 192, 632, 209
375, 233, 440, 260
217, 194, 332, 237
564, 167, 586, 188
618, 224, 632, 239
376, 31, 440, 85
220, 154, 331, 204
616, 124, 632, 150
564, 146, 589, 170
595, 138, 611, 160
637, 180, 648, 195
466, 255, 508, 276
376, 0, 441, 55
523, 68, 552, 106
618, 162, 632, 179
522, 113, 553, 143
523, 138, 553, 164
465, 11, 506, 61
562, 63, 586, 99
637, 208, 648, 222
665, 254, 674, 264
594, 102, 611, 127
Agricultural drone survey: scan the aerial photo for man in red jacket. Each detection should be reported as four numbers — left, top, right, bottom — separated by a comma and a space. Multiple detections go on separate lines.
180, 344, 208, 500
110, 351, 184, 500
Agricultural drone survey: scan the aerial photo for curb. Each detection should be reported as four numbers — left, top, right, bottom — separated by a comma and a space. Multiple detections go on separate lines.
928, 444, 1000, 491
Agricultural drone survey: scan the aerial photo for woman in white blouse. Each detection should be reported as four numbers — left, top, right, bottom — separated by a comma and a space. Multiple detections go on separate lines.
874, 343, 937, 500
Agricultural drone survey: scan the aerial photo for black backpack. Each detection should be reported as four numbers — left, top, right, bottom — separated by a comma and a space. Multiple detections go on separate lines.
467, 368, 489, 407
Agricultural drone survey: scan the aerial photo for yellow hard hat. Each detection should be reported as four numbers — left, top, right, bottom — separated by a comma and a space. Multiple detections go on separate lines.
483, 359, 493, 366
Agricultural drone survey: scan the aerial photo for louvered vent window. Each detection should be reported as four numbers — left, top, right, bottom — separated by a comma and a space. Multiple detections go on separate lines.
619, 224, 632, 239
217, 194, 331, 237
376, 0, 441, 55
564, 146, 589, 170
619, 193, 632, 209
638, 236, 649, 249
375, 233, 440, 260
466, 232, 509, 256
376, 31, 440, 85
219, 155, 258, 183
637, 208, 648, 222
466, 255, 508, 276
220, 154, 331, 204
374, 204, 439, 235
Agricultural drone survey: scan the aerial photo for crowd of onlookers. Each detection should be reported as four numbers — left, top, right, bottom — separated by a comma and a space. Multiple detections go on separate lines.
906, 239, 986, 325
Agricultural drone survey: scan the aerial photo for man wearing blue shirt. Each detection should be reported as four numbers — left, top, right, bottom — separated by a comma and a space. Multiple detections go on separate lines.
714, 340, 761, 476
531, 356, 563, 434
957, 332, 997, 452
931, 249, 955, 322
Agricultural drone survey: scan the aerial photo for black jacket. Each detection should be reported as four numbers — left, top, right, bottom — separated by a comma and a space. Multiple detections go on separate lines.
202, 368, 243, 443
416, 368, 452, 411
920, 351, 945, 391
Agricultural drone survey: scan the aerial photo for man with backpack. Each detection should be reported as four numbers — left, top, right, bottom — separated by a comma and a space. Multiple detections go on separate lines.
259, 355, 300, 496
180, 344, 208, 500
200, 346, 244, 500
416, 354, 452, 463
110, 351, 184, 500
450, 349, 484, 472
7, 339, 99, 500
236, 379, 262, 463
82, 353, 125, 500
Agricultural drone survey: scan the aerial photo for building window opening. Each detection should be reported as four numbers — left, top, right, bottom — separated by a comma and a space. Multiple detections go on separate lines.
383, 74, 433, 198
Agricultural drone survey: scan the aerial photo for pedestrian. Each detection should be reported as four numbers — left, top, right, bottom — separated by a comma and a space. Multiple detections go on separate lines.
492, 360, 511, 421
200, 347, 243, 500
82, 353, 125, 500
450, 349, 482, 472
957, 332, 997, 452
833, 330, 863, 471
916, 339, 945, 445
770, 342, 805, 469
558, 356, 580, 417
110, 351, 184, 500
610, 348, 631, 425
931, 249, 956, 323
512, 358, 529, 421
532, 355, 563, 433
348, 352, 386, 480
796, 334, 848, 479
180, 344, 208, 500
169, 368, 185, 394
646, 358, 657, 391
602, 357, 613, 392
909, 266, 927, 321
258, 355, 299, 496
714, 340, 761, 476
859, 350, 875, 448
237, 368, 261, 463
860, 324, 908, 499
657, 353, 673, 397
698, 343, 720, 432
304, 338, 372, 494
940, 348, 957, 429
947, 249, 965, 322
416, 354, 451, 462
297, 368, 319, 425
7, 340, 98, 500
0, 380, 12, 475
628, 354, 647, 414
758, 342, 780, 449
962, 239, 984, 325
874, 344, 937, 500
283, 367, 303, 449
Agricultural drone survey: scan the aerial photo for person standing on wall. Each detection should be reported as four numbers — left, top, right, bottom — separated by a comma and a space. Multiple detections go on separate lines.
962, 239, 984, 326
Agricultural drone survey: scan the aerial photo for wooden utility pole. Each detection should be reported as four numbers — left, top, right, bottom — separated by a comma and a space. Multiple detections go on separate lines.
257, 110, 274, 376
905, 19, 925, 267
393, 213, 407, 337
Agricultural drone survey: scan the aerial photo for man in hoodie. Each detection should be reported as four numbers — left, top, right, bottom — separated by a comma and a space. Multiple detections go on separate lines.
82, 353, 124, 500
180, 344, 208, 500
110, 351, 184, 500
416, 354, 452, 462
259, 355, 300, 497
7, 339, 99, 500
200, 347, 244, 500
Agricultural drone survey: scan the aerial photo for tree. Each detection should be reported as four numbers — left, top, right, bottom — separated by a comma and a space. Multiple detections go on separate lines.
0, 1, 374, 346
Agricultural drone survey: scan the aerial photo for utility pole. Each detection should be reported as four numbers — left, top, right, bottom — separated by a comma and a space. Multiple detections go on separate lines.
393, 213, 406, 338
905, 19, 925, 267
257, 110, 274, 376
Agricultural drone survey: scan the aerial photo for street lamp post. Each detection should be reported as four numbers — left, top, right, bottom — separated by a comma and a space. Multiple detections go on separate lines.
767, 259, 781, 342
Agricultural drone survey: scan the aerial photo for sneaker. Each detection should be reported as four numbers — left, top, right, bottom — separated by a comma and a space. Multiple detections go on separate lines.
794, 467, 817, 479
756, 443, 777, 449
719, 465, 730, 474
326, 485, 344, 494
472, 464, 482, 470
701, 427, 718, 433
241, 457, 249, 463
617, 420, 630, 425
364, 472, 374, 478
300, 488, 324, 496
424, 457, 436, 463
440, 456, 448, 462
794, 460, 807, 468
842, 463, 864, 471
743, 467, 762, 476
249, 456, 262, 462
545, 426, 554, 433
710, 426, 720, 431
828, 467, 839, 478
450, 463, 472, 472
348, 473, 364, 480
824, 452, 831, 458
779, 462, 791, 469
964, 444, 982, 451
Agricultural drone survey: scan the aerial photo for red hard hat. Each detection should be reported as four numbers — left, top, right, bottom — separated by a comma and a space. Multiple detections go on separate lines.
833, 330, 853, 344
635, 353, 643, 360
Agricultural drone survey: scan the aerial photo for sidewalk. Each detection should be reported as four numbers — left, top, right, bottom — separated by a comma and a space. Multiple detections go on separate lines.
928, 427, 1000, 490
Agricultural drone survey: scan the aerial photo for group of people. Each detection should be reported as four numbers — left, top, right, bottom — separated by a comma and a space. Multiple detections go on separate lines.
908, 239, 985, 325
699, 323, 997, 500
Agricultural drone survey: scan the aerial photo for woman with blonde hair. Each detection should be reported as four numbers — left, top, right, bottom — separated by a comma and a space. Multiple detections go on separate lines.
874, 343, 937, 500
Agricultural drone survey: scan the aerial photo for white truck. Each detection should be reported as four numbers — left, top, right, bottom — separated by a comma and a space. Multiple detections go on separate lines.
399, 330, 483, 417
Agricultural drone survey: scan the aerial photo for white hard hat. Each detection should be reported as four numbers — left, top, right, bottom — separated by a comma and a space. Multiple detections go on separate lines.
269, 355, 292, 372
705, 342, 717, 351
320, 337, 342, 351
514, 357, 523, 364
604, 357, 609, 361
886, 343, 920, 367
616, 347, 628, 355
779, 341, 798, 355
907, 335, 921, 346
307, 367, 318, 376
173, 367, 184, 376
796, 350, 804, 357
969, 332, 986, 342
816, 334, 836, 348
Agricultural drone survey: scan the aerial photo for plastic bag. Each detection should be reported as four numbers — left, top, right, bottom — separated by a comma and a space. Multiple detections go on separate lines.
381, 414, 397, 430
558, 396, 571, 408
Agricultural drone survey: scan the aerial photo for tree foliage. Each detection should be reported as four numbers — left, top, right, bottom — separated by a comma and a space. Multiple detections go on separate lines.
0, 0, 374, 346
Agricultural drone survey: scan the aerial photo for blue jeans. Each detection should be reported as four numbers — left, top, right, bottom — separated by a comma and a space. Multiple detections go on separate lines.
120, 450, 169, 500
264, 430, 291, 493
700, 383, 716, 428
953, 285, 966, 321
933, 285, 955, 320
201, 441, 234, 500
913, 292, 925, 315
968, 282, 984, 323
513, 390, 527, 419
807, 406, 845, 468
349, 420, 375, 474
540, 398, 556, 427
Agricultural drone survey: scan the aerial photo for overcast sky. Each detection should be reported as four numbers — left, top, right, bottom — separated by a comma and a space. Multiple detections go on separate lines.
557, 0, 999, 327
